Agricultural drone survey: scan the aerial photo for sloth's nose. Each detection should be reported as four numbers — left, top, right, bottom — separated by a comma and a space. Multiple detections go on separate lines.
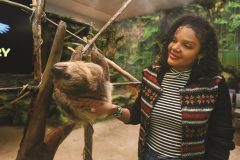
51, 63, 67, 75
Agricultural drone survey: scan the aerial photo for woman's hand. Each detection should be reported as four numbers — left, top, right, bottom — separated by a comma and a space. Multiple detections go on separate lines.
67, 98, 117, 118
67, 98, 131, 123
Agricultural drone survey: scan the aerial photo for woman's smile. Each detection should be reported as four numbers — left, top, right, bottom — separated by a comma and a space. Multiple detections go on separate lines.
168, 51, 180, 60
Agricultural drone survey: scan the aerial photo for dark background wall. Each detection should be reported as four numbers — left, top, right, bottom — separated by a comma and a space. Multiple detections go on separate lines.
0, 0, 33, 74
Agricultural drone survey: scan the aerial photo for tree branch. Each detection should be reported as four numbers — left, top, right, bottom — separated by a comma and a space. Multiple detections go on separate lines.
104, 58, 139, 82
81, 0, 133, 54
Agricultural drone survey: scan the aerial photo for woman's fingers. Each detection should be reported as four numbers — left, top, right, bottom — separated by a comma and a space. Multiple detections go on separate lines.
68, 98, 112, 116
90, 107, 96, 112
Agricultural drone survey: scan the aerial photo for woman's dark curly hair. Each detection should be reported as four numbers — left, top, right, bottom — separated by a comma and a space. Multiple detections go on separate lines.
159, 15, 221, 80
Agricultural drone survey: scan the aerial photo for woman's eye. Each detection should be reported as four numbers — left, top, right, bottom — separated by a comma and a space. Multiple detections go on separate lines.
63, 73, 71, 80
184, 44, 192, 49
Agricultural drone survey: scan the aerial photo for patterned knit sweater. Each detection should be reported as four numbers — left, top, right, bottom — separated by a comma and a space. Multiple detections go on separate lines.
146, 68, 191, 159
128, 66, 235, 160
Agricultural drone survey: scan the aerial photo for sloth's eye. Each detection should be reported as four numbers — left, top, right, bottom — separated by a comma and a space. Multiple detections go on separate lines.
63, 73, 71, 80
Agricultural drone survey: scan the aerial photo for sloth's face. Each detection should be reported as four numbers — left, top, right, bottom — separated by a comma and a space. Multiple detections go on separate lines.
51, 61, 104, 97
51, 61, 91, 95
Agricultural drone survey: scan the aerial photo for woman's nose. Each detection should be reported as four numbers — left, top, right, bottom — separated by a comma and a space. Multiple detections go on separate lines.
172, 43, 180, 52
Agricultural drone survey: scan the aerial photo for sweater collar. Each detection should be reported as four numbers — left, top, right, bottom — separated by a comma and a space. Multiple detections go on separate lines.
156, 66, 193, 85
169, 68, 191, 78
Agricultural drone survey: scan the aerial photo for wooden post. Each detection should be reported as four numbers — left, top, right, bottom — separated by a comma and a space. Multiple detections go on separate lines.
83, 123, 94, 160
32, 0, 44, 83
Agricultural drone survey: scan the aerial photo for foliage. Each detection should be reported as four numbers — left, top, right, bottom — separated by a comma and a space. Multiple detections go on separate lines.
213, 1, 240, 50
195, 0, 218, 10
0, 93, 30, 125
108, 14, 161, 80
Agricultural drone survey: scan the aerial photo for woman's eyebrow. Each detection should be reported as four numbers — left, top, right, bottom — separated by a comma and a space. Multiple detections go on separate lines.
173, 36, 197, 46
183, 40, 195, 44
181, 37, 198, 46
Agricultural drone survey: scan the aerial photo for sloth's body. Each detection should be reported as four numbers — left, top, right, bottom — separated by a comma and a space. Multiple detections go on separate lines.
51, 61, 112, 123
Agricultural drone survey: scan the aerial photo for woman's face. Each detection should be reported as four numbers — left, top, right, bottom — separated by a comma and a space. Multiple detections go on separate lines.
167, 26, 201, 71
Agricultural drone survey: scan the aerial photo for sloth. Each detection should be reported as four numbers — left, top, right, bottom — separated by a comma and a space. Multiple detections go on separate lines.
51, 47, 112, 123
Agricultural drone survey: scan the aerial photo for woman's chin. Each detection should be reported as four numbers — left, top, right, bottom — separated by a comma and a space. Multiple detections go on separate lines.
167, 59, 176, 67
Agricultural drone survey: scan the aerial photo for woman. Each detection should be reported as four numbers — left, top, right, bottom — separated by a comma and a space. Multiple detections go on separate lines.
77, 15, 235, 160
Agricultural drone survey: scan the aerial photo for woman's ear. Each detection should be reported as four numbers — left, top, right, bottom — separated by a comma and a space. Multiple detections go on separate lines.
196, 54, 205, 65
197, 54, 205, 60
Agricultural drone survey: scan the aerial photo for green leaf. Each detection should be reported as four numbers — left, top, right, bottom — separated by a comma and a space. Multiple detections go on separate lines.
214, 18, 228, 25
228, 2, 240, 9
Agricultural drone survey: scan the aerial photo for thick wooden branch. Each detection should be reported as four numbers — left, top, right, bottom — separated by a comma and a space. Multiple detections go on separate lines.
44, 121, 76, 160
16, 21, 67, 160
